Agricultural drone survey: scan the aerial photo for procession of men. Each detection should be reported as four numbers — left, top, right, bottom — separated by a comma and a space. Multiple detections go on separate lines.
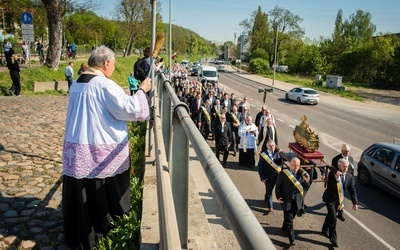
171, 62, 358, 248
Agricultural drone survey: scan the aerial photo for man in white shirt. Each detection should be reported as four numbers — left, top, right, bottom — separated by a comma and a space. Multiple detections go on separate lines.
65, 61, 74, 92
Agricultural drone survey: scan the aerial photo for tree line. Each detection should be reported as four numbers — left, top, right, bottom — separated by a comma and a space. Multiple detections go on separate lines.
241, 6, 400, 89
2, 0, 215, 70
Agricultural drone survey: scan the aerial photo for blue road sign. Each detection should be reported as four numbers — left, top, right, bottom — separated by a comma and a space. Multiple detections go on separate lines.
21, 12, 33, 24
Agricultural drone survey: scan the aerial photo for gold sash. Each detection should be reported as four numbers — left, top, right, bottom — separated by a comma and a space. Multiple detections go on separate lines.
282, 169, 304, 196
337, 179, 344, 210
260, 152, 281, 172
201, 106, 211, 122
230, 112, 240, 125
214, 106, 221, 118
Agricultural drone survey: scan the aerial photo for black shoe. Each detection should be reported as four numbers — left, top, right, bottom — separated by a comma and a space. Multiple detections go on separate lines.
8, 89, 13, 96
321, 231, 329, 238
338, 214, 345, 221
222, 163, 228, 168
289, 239, 295, 245
233, 153, 236, 157
331, 242, 339, 248
296, 210, 303, 217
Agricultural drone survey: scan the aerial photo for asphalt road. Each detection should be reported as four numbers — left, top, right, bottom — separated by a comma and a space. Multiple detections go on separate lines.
190, 70, 400, 250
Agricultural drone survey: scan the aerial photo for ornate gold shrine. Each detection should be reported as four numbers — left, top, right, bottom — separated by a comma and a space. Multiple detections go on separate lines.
293, 115, 320, 152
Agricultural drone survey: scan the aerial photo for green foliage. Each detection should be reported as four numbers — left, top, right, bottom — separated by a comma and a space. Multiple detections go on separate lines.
249, 58, 269, 74
251, 48, 269, 60
95, 177, 144, 250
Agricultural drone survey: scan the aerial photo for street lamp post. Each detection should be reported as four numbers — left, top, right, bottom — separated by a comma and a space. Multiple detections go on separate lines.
272, 25, 279, 86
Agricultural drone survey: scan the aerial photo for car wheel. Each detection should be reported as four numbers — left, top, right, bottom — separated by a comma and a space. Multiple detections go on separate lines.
358, 167, 371, 186
285, 93, 289, 100
297, 97, 301, 104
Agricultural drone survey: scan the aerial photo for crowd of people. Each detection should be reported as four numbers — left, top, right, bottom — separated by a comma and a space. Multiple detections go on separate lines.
169, 62, 358, 248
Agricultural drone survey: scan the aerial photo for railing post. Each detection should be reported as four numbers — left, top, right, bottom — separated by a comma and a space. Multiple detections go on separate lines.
169, 105, 189, 248
161, 80, 171, 160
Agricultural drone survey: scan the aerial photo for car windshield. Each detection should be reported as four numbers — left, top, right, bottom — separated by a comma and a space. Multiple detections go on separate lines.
304, 90, 317, 94
203, 71, 217, 77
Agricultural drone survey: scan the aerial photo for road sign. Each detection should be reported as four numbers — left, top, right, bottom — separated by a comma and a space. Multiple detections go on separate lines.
22, 23, 34, 42
21, 23, 34, 30
22, 35, 34, 42
21, 12, 33, 24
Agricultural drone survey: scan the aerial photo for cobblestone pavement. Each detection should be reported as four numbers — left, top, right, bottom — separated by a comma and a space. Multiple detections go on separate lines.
0, 95, 70, 249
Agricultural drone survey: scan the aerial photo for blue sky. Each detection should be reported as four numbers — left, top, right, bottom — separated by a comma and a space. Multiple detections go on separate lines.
98, 0, 400, 43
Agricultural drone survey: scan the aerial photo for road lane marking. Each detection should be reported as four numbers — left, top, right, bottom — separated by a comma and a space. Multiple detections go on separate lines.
344, 210, 396, 250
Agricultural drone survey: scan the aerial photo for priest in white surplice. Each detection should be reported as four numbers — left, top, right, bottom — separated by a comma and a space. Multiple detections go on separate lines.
238, 116, 258, 168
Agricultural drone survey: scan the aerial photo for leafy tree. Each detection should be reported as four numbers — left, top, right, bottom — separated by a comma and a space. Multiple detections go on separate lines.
342, 9, 376, 45
115, 0, 152, 56
268, 6, 304, 68
250, 6, 269, 54
249, 58, 269, 74
41, 0, 99, 70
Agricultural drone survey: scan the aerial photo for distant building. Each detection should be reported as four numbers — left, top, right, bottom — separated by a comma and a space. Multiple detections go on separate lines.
224, 45, 235, 61
237, 34, 250, 62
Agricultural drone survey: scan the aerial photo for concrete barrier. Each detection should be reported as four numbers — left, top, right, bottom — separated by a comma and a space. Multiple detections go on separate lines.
34, 80, 68, 92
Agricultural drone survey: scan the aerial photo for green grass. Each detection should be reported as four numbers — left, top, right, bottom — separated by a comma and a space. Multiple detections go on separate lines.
0, 55, 139, 96
263, 72, 366, 102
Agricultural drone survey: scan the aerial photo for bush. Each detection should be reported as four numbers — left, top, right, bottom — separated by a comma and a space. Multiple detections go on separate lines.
249, 58, 269, 74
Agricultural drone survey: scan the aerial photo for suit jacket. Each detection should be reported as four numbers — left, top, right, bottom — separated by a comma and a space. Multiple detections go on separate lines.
214, 121, 232, 146
275, 168, 311, 211
221, 99, 232, 112
258, 125, 278, 152
258, 150, 282, 181
190, 99, 203, 115
332, 154, 355, 176
322, 167, 358, 205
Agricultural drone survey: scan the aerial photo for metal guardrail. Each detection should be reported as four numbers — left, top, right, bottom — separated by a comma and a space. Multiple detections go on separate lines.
149, 71, 275, 249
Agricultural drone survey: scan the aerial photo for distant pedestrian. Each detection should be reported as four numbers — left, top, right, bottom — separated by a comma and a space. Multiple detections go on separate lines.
65, 62, 74, 91
3, 39, 13, 65
21, 41, 30, 64
8, 55, 21, 96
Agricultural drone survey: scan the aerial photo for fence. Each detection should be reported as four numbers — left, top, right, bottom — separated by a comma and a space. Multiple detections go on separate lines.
149, 71, 275, 249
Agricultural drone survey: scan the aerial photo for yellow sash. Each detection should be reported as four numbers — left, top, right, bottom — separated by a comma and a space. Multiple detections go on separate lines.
260, 152, 281, 172
282, 169, 304, 196
337, 180, 344, 210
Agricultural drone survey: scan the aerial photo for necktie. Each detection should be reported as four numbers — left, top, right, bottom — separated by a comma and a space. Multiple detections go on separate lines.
341, 175, 346, 189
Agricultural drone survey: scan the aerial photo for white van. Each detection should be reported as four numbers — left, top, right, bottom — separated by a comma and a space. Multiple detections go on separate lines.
198, 66, 218, 84
181, 60, 189, 69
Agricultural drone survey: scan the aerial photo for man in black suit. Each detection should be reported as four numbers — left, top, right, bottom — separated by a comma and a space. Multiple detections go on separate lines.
332, 144, 355, 176
275, 157, 310, 245
200, 100, 212, 141
257, 117, 278, 154
330, 143, 355, 221
227, 104, 241, 156
190, 93, 203, 129
322, 158, 358, 248
258, 140, 282, 212
214, 114, 231, 168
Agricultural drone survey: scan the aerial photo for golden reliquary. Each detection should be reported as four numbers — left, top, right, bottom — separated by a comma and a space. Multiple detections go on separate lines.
293, 115, 320, 152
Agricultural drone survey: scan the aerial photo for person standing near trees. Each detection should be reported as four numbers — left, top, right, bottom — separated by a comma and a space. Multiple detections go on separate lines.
7, 54, 21, 96
65, 61, 74, 92
62, 46, 152, 249
128, 71, 139, 95
3, 39, 13, 65
21, 41, 30, 64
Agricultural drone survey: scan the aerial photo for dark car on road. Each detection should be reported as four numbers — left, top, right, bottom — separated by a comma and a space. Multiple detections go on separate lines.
357, 142, 400, 199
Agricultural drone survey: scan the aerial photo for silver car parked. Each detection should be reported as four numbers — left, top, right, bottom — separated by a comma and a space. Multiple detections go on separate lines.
357, 142, 400, 199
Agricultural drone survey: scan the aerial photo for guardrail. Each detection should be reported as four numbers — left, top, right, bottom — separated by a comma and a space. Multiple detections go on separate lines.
149, 71, 275, 249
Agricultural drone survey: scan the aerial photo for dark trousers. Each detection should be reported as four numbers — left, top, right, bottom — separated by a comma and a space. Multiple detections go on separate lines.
216, 143, 229, 165
9, 70, 21, 96
66, 76, 74, 91
62, 169, 131, 249
229, 132, 238, 153
322, 202, 338, 244
201, 121, 211, 140
282, 200, 298, 242
264, 174, 277, 209
239, 148, 255, 167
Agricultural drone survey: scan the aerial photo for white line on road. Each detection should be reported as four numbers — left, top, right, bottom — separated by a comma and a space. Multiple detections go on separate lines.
344, 210, 396, 250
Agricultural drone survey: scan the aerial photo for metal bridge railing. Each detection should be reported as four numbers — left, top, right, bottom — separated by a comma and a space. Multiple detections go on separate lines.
149, 71, 275, 249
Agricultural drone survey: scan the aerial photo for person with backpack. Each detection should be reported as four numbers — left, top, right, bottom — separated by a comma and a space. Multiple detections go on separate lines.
134, 46, 151, 81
